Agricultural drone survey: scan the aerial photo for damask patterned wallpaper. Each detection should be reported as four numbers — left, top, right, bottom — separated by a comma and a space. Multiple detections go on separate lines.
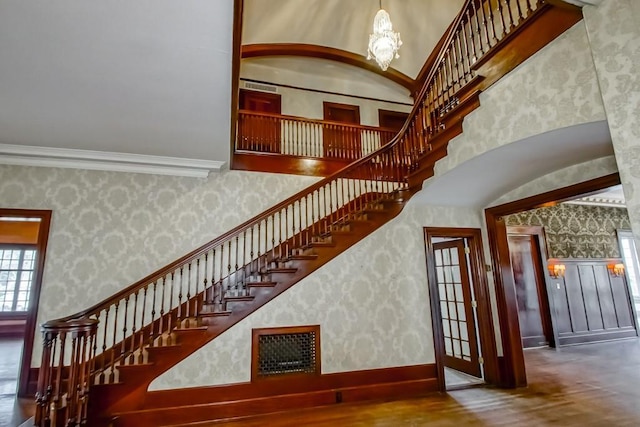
505, 203, 631, 258
433, 21, 606, 179
150, 203, 483, 390
583, 1, 640, 251
154, 15, 623, 388
0, 165, 320, 366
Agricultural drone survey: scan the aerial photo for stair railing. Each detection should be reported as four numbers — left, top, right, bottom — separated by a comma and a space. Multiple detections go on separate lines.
35, 1, 545, 425
236, 110, 398, 160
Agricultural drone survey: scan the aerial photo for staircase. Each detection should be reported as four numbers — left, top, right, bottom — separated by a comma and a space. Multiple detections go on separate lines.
33, 1, 582, 426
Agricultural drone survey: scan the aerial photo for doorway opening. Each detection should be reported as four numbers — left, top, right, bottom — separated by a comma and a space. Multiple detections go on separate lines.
486, 173, 639, 388
0, 209, 51, 399
424, 227, 498, 391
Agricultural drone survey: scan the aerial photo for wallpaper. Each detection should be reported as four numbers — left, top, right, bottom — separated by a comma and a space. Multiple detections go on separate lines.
151, 203, 482, 389
583, 1, 640, 250
433, 21, 606, 179
0, 165, 320, 365
505, 203, 631, 258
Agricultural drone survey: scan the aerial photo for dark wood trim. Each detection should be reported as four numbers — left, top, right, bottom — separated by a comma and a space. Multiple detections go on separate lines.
112, 364, 438, 426
0, 209, 52, 397
229, 0, 244, 166
251, 325, 321, 382
485, 173, 622, 388
240, 78, 413, 107
232, 152, 351, 177
423, 227, 499, 391
378, 109, 410, 131
322, 102, 361, 124
242, 43, 416, 93
506, 226, 557, 348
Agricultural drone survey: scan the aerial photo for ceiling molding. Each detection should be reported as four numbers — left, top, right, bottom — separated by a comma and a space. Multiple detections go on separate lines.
241, 43, 416, 93
0, 144, 225, 178
560, 0, 603, 7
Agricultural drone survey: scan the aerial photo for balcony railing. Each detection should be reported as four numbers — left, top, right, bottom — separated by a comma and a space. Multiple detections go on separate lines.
236, 110, 398, 163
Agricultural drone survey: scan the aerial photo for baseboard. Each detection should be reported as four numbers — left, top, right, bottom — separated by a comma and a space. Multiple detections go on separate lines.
558, 328, 638, 346
111, 364, 438, 426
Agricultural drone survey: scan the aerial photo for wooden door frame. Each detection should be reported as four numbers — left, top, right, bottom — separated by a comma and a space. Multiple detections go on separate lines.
0, 208, 52, 397
424, 227, 499, 392
506, 226, 557, 348
485, 173, 621, 388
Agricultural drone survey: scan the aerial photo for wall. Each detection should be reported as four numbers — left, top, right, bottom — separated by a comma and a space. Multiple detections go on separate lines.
241, 58, 413, 127
583, 1, 640, 252
433, 21, 606, 178
151, 203, 482, 389
505, 203, 631, 258
0, 165, 320, 365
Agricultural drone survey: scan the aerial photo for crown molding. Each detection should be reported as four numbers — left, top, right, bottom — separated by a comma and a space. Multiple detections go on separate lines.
0, 144, 226, 178
560, 0, 603, 7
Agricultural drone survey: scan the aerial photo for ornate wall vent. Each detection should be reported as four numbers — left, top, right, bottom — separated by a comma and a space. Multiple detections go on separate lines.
252, 325, 320, 380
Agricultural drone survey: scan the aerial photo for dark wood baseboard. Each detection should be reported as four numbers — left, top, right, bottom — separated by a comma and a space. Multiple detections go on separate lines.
25, 367, 39, 397
558, 328, 638, 346
110, 364, 438, 426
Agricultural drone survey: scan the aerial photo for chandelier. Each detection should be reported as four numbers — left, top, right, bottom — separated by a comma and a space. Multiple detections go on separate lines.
367, 0, 402, 71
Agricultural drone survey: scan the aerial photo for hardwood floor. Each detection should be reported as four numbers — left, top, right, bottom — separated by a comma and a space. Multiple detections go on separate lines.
182, 339, 640, 427
0, 338, 34, 427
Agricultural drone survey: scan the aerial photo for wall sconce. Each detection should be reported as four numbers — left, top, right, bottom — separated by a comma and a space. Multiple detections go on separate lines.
608, 263, 625, 277
548, 263, 566, 278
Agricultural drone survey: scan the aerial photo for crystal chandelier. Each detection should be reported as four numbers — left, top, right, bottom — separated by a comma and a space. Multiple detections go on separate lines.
367, 0, 402, 71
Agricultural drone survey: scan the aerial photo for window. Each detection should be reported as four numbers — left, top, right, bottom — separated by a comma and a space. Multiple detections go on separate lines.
617, 230, 640, 321
0, 247, 37, 313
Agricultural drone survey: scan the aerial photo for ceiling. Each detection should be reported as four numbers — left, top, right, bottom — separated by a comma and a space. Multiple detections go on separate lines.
411, 121, 616, 208
0, 0, 596, 181
0, 0, 463, 176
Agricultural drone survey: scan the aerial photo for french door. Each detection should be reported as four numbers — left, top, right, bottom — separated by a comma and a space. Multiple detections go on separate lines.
433, 239, 481, 377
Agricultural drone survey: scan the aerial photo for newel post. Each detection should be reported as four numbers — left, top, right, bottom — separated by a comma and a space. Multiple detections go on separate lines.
35, 317, 98, 427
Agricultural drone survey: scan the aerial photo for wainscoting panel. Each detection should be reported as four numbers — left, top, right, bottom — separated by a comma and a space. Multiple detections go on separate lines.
550, 259, 637, 346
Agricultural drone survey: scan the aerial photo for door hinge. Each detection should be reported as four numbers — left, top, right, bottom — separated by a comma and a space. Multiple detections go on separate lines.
471, 300, 478, 308
478, 357, 484, 364
464, 247, 471, 254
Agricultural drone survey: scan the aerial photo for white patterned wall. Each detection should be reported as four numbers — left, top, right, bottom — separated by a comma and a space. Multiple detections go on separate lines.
434, 21, 606, 178
150, 203, 482, 389
583, 1, 640, 247
154, 14, 622, 388
0, 166, 319, 365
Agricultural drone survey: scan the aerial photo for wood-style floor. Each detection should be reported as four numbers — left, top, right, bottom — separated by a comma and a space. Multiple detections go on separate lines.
187, 338, 640, 427
0, 338, 34, 427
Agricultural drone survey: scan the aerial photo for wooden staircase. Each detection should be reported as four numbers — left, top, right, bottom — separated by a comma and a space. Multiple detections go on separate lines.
33, 1, 582, 426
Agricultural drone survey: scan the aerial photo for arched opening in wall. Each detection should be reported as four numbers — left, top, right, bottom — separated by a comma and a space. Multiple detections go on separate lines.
485, 173, 640, 388
423, 227, 498, 391
0, 209, 51, 407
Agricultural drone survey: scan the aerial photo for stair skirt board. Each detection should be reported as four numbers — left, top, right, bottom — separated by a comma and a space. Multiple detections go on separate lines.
110, 364, 438, 426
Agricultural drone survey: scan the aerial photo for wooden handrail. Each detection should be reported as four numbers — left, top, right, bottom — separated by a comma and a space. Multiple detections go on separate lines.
238, 110, 399, 133
36, 1, 549, 425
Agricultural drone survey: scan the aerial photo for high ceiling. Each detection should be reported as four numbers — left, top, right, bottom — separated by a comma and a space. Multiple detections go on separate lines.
0, 0, 597, 182
0, 0, 463, 175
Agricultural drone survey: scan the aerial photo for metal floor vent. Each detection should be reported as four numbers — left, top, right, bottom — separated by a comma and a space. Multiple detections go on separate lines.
253, 326, 320, 379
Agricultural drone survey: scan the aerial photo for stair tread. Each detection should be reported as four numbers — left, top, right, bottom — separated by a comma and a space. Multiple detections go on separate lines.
263, 267, 297, 273
199, 310, 232, 317
246, 280, 277, 287
224, 295, 254, 301
173, 325, 208, 332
